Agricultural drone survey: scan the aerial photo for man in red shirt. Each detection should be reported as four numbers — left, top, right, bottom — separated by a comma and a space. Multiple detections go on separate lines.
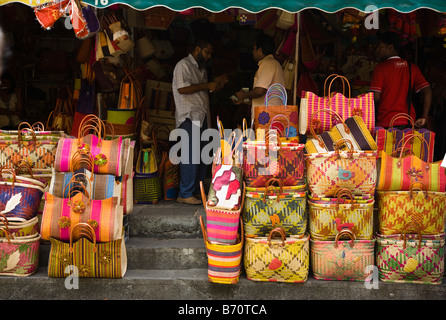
370, 32, 432, 128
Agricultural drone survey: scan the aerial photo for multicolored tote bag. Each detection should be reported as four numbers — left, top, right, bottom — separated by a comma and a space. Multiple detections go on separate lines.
243, 132, 305, 187
310, 229, 375, 281
253, 83, 299, 141
0, 228, 41, 277
48, 222, 127, 278
200, 181, 244, 245
377, 184, 446, 235
244, 227, 310, 283
199, 216, 243, 284
376, 223, 445, 285
41, 183, 123, 243
375, 113, 435, 163
376, 134, 446, 192
305, 139, 378, 197
54, 134, 124, 177
299, 75, 375, 135
0, 166, 46, 221
305, 109, 377, 154
243, 180, 307, 238
308, 188, 374, 241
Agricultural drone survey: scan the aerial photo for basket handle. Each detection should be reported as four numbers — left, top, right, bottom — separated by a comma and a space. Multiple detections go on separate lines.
327, 75, 351, 106
400, 221, 422, 249
323, 74, 346, 97
69, 222, 97, 253
0, 165, 16, 187
389, 113, 415, 130
267, 227, 287, 248
263, 185, 283, 203
334, 138, 354, 159
269, 114, 290, 138
396, 134, 430, 170
0, 227, 14, 244
409, 181, 428, 200
265, 83, 287, 107
334, 229, 356, 248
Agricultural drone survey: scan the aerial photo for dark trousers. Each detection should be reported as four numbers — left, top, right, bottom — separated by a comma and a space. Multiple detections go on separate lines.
178, 118, 208, 198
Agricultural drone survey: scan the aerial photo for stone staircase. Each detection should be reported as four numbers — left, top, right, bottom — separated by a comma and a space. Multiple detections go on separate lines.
0, 201, 444, 301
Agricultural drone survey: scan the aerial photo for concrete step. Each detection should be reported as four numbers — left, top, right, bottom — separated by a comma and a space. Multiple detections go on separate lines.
129, 202, 206, 239
39, 237, 208, 270
0, 268, 444, 300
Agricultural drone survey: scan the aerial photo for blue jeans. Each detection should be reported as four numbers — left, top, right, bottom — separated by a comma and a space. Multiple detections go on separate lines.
178, 118, 208, 198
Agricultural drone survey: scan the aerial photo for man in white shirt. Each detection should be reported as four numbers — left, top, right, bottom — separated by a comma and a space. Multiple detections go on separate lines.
172, 39, 227, 205
233, 34, 286, 120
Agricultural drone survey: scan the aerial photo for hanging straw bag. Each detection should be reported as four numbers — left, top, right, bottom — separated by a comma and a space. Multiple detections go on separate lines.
244, 227, 310, 283
305, 139, 378, 197
242, 178, 307, 238
199, 216, 243, 284
310, 229, 376, 281
376, 222, 445, 285
308, 188, 375, 241
377, 182, 446, 235
48, 222, 127, 278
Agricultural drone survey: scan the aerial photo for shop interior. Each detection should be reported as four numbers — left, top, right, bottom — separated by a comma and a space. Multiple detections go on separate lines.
0, 5, 445, 160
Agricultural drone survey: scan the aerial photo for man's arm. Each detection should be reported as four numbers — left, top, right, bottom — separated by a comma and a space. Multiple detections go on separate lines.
234, 87, 267, 104
177, 82, 218, 95
414, 86, 432, 127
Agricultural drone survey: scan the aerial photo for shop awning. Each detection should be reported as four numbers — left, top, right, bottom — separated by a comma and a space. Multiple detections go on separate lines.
1, 0, 445, 13
80, 0, 446, 13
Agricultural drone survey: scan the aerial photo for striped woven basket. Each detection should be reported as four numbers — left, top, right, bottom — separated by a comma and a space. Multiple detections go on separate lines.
199, 215, 243, 284
200, 181, 245, 245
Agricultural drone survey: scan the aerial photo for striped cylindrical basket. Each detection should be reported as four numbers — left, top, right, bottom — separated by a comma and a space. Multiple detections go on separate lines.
199, 216, 243, 284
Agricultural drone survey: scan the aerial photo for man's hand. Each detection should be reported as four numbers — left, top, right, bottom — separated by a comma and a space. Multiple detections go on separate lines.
208, 81, 218, 92
415, 117, 427, 127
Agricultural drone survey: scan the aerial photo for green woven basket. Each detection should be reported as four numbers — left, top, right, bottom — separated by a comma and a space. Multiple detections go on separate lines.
133, 172, 162, 204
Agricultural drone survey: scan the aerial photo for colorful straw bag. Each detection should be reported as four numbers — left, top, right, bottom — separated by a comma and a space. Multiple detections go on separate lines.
244, 227, 310, 283
253, 83, 299, 141
41, 183, 123, 243
0, 129, 60, 170
48, 222, 127, 278
308, 188, 374, 241
200, 181, 245, 245
207, 164, 243, 211
0, 215, 39, 238
133, 172, 162, 204
54, 115, 125, 177
377, 183, 446, 235
243, 178, 307, 237
299, 74, 375, 135
376, 134, 446, 192
243, 132, 305, 187
376, 222, 445, 285
199, 216, 243, 284
0, 166, 46, 222
305, 139, 378, 197
310, 229, 376, 281
305, 109, 377, 154
375, 113, 435, 163
0, 228, 41, 277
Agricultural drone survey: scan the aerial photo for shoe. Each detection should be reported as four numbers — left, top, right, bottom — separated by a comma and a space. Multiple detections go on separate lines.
176, 196, 202, 205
